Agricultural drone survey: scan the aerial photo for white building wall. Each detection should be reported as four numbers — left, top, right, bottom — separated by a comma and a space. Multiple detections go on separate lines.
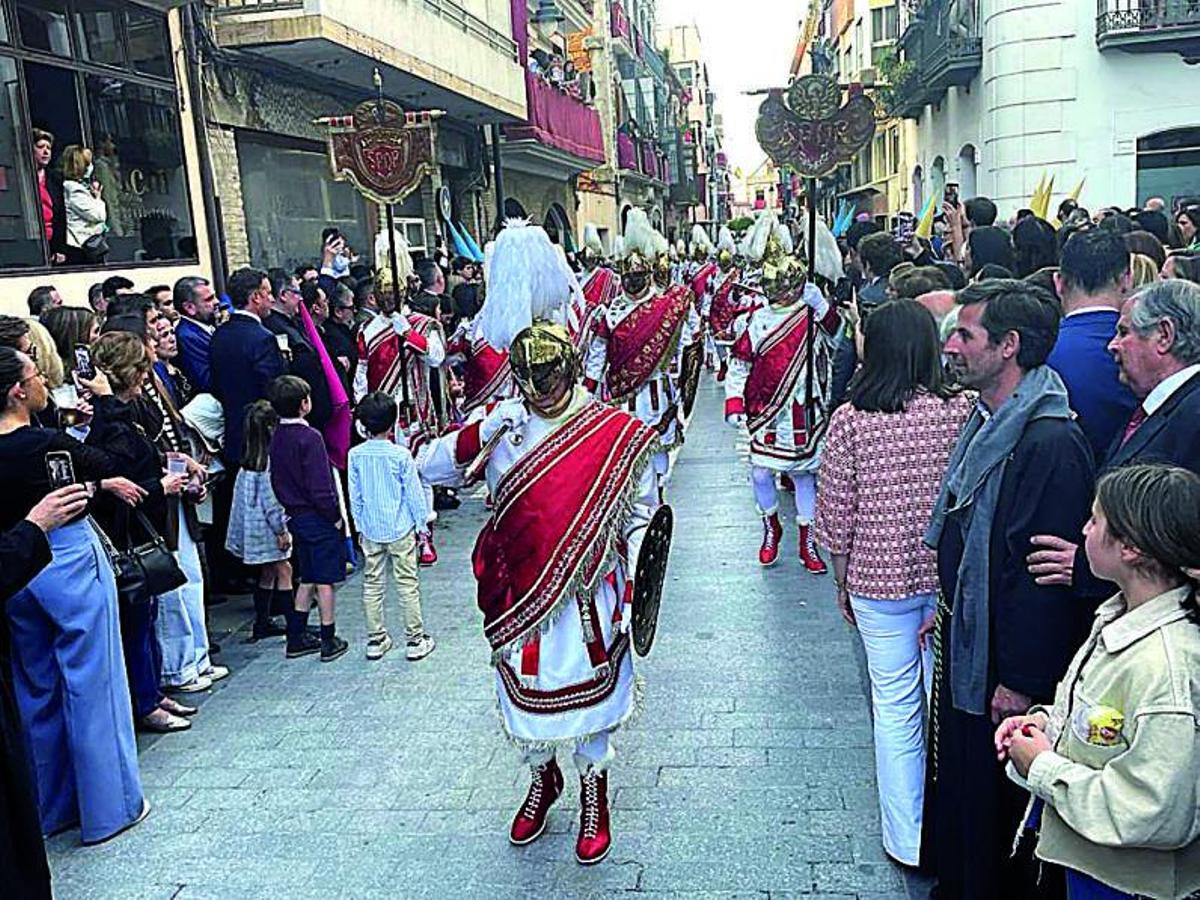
915, 0, 1200, 217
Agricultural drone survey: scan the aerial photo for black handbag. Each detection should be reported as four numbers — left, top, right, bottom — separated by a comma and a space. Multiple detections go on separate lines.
81, 232, 109, 263
93, 510, 186, 605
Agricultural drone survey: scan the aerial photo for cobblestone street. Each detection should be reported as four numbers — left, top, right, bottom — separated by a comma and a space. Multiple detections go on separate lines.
47, 381, 925, 899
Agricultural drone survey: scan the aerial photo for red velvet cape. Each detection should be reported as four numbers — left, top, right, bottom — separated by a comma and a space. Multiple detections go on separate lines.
471, 401, 657, 656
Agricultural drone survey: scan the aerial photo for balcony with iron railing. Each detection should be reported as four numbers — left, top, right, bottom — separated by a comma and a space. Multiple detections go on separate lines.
1096, 0, 1200, 57
212, 0, 525, 120
886, 2, 981, 119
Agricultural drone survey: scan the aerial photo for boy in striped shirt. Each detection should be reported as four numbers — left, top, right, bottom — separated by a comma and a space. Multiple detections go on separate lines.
348, 392, 435, 661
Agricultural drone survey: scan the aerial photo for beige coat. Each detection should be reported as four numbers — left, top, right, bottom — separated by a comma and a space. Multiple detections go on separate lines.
1024, 585, 1200, 899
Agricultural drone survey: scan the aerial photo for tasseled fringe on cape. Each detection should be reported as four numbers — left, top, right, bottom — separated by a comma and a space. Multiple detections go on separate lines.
486, 434, 661, 667
494, 672, 647, 756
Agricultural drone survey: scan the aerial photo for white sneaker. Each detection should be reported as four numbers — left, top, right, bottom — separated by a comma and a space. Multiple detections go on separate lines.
406, 634, 436, 661
366, 633, 394, 661
202, 665, 230, 683
169, 674, 213, 694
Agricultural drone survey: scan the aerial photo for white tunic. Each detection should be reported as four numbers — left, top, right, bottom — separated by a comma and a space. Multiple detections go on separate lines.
421, 388, 656, 747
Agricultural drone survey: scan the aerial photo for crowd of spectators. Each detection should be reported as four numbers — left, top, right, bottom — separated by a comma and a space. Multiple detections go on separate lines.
817, 193, 1200, 900
0, 229, 485, 893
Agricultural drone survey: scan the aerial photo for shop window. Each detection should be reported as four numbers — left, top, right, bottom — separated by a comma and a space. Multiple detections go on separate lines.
236, 133, 371, 273
83, 74, 194, 262
17, 0, 71, 57
0, 57, 45, 268
74, 1, 124, 68
0, 3, 196, 271
126, 7, 170, 78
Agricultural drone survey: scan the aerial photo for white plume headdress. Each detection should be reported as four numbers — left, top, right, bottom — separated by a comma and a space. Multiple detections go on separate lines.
716, 226, 737, 255
691, 224, 713, 253
796, 210, 846, 282
480, 219, 578, 352
611, 235, 625, 259
582, 222, 603, 254
746, 212, 777, 263
374, 227, 413, 282
623, 208, 657, 259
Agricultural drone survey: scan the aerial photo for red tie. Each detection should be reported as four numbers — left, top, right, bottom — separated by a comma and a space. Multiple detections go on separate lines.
1120, 407, 1147, 446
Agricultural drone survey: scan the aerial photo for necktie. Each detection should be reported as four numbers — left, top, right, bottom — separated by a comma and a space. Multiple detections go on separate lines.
1120, 407, 1147, 446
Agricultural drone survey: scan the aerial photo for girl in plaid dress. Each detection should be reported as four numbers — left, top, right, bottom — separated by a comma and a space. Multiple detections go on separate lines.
226, 400, 292, 641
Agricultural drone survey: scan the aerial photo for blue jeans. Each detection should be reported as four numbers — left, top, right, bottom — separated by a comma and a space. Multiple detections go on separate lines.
1067, 870, 1135, 900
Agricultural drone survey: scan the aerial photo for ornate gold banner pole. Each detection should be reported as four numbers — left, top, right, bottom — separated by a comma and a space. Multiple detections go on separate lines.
754, 74, 876, 413
315, 68, 444, 420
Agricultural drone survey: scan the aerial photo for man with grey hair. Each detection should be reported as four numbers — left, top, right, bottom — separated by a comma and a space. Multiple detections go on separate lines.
1027, 279, 1200, 588
175, 275, 216, 392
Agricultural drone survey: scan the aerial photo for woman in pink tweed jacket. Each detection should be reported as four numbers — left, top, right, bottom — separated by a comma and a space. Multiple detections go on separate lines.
815, 299, 973, 867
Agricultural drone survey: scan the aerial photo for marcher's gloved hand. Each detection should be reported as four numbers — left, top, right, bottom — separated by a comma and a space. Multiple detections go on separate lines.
726, 412, 746, 429
801, 282, 829, 318
481, 398, 528, 443
390, 312, 412, 337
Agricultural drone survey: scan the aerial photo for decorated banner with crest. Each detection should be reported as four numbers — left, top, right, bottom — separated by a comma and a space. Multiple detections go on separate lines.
755, 74, 876, 179
317, 98, 440, 206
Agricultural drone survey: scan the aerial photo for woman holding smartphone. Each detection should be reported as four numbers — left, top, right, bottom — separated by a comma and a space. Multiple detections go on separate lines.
0, 345, 150, 845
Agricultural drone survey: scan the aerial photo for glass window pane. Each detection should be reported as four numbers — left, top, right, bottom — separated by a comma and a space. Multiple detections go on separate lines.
127, 8, 170, 78
83, 74, 196, 263
17, 0, 71, 57
235, 135, 370, 272
74, 1, 126, 68
0, 58, 49, 268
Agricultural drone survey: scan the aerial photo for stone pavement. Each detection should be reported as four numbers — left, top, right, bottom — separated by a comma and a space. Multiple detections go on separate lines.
47, 379, 929, 899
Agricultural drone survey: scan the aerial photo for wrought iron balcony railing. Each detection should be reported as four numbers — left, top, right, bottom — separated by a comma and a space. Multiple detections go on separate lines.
1096, 0, 1200, 57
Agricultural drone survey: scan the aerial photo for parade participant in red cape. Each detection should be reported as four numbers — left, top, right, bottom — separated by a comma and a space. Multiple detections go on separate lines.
725, 212, 842, 573
583, 209, 694, 493
708, 225, 763, 381
576, 222, 619, 350
353, 232, 446, 565
420, 221, 663, 865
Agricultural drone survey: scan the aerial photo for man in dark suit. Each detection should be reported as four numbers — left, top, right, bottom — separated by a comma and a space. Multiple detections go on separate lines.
209, 268, 287, 468
1048, 229, 1138, 459
1028, 278, 1200, 588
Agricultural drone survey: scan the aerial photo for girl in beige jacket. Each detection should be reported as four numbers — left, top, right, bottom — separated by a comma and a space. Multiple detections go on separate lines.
996, 464, 1200, 900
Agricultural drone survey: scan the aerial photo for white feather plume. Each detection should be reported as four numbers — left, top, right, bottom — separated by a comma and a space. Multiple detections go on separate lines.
796, 210, 846, 282
691, 224, 713, 252
612, 235, 625, 259
623, 208, 657, 258
583, 222, 603, 254
374, 228, 413, 281
716, 226, 737, 255
773, 219, 794, 256
480, 219, 577, 352
747, 212, 776, 263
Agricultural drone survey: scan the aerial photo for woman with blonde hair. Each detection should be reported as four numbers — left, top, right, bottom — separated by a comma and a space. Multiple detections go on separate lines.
60, 145, 107, 265
1129, 252, 1158, 289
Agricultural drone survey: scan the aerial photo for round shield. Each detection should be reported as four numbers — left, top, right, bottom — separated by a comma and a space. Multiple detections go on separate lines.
632, 503, 674, 657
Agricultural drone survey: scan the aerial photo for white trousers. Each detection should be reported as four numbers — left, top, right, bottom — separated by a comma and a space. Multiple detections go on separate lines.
523, 731, 614, 775
751, 466, 816, 524
849, 591, 936, 866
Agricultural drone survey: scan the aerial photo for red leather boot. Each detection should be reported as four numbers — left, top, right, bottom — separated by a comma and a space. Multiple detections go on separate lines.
509, 758, 563, 846
716, 359, 727, 383
759, 512, 783, 567
798, 523, 828, 575
575, 768, 612, 865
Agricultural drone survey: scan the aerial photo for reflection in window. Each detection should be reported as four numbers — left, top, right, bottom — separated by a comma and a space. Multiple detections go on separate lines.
84, 75, 195, 262
236, 135, 370, 272
127, 7, 170, 78
17, 0, 72, 57
0, 57, 47, 268
74, 1, 125, 68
